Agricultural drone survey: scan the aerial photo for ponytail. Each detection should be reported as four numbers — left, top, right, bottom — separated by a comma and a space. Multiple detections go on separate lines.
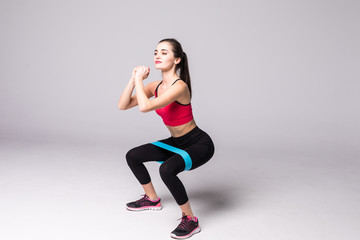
178, 51, 192, 98
159, 38, 192, 98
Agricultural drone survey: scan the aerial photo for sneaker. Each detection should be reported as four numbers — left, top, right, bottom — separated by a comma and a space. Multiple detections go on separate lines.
126, 194, 162, 211
170, 213, 201, 239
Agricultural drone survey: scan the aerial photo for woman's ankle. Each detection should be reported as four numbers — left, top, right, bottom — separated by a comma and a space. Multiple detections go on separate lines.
146, 194, 159, 201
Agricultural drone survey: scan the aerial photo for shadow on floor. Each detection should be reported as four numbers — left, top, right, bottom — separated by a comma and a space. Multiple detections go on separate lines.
160, 182, 240, 217
188, 184, 240, 217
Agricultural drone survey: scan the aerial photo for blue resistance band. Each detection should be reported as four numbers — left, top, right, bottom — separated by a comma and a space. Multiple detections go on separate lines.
151, 141, 192, 171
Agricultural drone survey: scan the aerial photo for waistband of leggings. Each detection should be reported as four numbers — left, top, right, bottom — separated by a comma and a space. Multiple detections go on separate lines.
171, 126, 202, 141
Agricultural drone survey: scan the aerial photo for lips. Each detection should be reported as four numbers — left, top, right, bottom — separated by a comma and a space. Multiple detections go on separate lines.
155, 61, 162, 64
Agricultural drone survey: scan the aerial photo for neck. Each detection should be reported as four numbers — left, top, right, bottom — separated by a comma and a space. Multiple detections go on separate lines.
161, 67, 179, 86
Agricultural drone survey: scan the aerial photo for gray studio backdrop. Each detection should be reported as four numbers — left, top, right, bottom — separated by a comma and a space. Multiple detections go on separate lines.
1, 0, 359, 158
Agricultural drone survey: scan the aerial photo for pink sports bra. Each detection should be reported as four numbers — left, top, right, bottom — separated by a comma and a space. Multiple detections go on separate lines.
154, 79, 194, 126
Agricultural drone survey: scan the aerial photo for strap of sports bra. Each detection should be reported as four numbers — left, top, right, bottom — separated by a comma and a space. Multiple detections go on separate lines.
171, 78, 181, 85
155, 79, 182, 97
154, 81, 163, 97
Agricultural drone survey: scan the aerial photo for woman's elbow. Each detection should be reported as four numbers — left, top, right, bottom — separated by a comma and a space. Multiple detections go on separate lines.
138, 104, 152, 113
118, 104, 127, 110
138, 106, 148, 113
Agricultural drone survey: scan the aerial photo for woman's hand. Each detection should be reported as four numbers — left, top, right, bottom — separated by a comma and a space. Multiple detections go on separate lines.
131, 67, 137, 79
134, 66, 150, 81
128, 68, 137, 85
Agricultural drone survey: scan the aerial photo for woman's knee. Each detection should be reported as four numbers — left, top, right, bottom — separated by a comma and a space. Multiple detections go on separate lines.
159, 161, 183, 181
159, 163, 170, 179
126, 148, 140, 167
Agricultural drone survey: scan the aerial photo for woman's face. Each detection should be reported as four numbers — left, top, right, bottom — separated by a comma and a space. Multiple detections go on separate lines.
154, 42, 180, 70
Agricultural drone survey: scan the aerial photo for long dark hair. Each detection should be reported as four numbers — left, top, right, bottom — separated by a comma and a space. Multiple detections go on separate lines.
158, 38, 192, 98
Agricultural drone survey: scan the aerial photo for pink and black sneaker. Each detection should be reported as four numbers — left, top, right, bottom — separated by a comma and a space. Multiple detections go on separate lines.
170, 213, 201, 239
126, 194, 162, 211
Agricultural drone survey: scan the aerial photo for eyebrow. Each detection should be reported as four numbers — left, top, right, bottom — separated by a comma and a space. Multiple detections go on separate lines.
154, 49, 168, 52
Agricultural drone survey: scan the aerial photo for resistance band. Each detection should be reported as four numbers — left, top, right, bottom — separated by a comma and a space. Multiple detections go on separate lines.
151, 141, 192, 171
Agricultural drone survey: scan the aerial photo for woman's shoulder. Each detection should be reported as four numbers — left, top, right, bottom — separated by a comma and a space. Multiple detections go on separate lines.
172, 79, 187, 88
173, 79, 189, 94
172, 79, 190, 101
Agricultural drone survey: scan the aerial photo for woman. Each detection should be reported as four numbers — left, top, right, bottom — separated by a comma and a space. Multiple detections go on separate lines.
118, 38, 215, 239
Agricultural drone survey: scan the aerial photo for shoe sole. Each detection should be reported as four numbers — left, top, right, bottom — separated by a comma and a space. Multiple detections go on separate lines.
170, 226, 201, 239
126, 206, 162, 211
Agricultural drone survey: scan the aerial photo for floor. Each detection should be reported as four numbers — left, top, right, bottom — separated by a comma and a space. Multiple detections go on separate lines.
0, 140, 359, 240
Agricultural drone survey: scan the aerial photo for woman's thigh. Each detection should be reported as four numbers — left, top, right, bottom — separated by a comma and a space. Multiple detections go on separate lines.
185, 142, 215, 170
151, 142, 214, 172
126, 142, 175, 163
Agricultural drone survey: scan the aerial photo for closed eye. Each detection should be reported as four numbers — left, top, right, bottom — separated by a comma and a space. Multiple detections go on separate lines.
154, 52, 167, 55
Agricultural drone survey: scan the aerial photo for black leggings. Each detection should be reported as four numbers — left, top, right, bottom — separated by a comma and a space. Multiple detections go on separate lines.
126, 126, 215, 205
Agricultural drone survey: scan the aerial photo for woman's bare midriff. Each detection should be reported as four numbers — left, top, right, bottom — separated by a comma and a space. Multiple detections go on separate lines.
166, 119, 197, 137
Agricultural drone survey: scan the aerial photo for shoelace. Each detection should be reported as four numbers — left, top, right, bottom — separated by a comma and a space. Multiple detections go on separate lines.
177, 214, 190, 230
135, 194, 149, 204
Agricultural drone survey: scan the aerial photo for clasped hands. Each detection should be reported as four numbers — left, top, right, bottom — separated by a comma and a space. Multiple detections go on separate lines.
132, 66, 150, 84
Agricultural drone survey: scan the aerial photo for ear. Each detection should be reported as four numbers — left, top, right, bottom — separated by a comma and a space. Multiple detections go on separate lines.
174, 57, 181, 65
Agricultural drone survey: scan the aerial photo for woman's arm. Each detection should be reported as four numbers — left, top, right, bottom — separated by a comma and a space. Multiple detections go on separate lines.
134, 66, 187, 113
118, 68, 155, 110
118, 78, 136, 110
